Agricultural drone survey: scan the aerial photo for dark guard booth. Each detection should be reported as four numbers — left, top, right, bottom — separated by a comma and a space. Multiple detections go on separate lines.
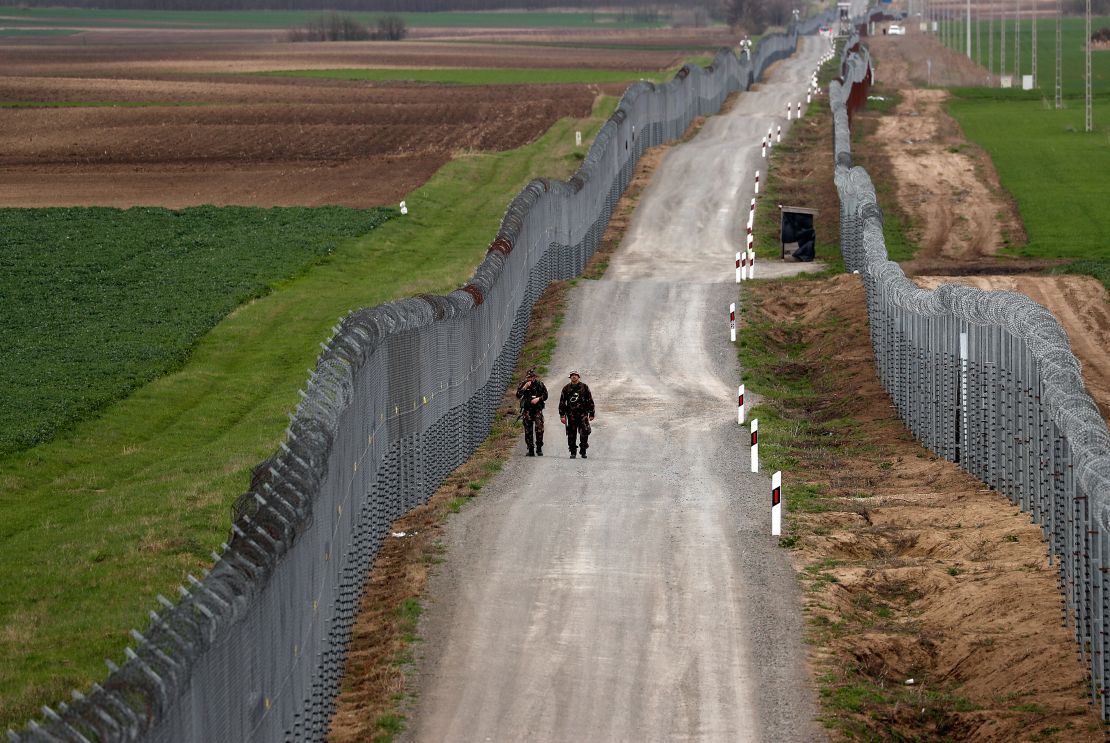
779, 205, 819, 262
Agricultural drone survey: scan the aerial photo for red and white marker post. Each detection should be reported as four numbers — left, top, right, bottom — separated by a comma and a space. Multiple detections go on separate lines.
738, 384, 746, 424
795, 101, 801, 119
776, 125, 781, 144
771, 470, 782, 536
750, 418, 759, 472
806, 92, 812, 105
747, 245, 755, 279
766, 125, 774, 150
761, 137, 767, 158
729, 303, 737, 342
747, 198, 756, 229
786, 102, 792, 120
754, 169, 760, 194
735, 251, 743, 283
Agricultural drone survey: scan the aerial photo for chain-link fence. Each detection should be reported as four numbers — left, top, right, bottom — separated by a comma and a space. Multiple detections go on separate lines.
831, 36, 1110, 719
9, 17, 834, 743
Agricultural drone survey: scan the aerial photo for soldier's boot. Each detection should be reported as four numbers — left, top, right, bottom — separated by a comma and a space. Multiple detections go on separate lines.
526, 448, 535, 457
536, 445, 543, 456
569, 446, 577, 459
580, 449, 587, 459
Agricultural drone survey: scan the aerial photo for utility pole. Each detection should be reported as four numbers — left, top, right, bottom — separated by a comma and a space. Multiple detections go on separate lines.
1031, 0, 1037, 86
1001, 7, 1006, 81
966, 0, 972, 58
977, 1, 982, 66
1014, 0, 1021, 80
1055, 0, 1063, 107
1086, 0, 1093, 131
989, 0, 995, 81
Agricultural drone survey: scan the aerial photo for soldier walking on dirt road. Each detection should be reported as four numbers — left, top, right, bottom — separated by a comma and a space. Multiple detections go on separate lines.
516, 368, 548, 457
558, 371, 595, 459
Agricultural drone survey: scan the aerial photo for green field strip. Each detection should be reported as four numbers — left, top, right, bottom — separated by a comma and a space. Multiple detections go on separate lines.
255, 66, 668, 85
0, 100, 205, 108
0, 7, 663, 30
0, 27, 77, 37
946, 92, 1110, 269
937, 15, 1110, 97
0, 94, 617, 731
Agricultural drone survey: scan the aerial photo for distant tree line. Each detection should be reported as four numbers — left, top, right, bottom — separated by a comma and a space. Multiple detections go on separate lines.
288, 11, 405, 40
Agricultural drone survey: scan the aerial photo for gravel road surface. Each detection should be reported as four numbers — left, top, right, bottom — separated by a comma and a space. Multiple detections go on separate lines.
402, 36, 832, 743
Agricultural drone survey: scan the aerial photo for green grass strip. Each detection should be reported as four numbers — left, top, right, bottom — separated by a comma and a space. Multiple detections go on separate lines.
0, 101, 203, 108
0, 7, 664, 30
0, 94, 617, 731
255, 67, 667, 85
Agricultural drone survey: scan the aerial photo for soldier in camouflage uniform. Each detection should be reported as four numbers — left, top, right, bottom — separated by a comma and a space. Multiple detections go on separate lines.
516, 368, 548, 456
558, 371, 595, 459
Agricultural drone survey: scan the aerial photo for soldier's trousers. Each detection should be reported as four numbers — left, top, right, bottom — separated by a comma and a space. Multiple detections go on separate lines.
565, 413, 591, 453
522, 410, 544, 452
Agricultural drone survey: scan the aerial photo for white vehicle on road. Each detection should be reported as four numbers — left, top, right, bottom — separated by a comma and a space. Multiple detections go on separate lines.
888, 23, 906, 35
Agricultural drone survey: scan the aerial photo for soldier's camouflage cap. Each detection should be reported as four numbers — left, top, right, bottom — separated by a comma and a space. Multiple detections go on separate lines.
568, 370, 580, 377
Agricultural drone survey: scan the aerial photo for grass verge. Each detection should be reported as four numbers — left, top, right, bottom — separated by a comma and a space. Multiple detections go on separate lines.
256, 67, 672, 85
0, 95, 617, 731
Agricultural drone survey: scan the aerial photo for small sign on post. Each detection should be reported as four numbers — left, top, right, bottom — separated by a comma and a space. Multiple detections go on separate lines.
729, 303, 737, 342
771, 471, 782, 536
750, 418, 759, 472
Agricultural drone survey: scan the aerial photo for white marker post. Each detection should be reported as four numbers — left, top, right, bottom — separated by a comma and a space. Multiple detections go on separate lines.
747, 198, 756, 229
786, 102, 792, 120
795, 101, 801, 118
776, 125, 781, 144
754, 169, 760, 194
807, 92, 812, 105
740, 248, 748, 280
748, 247, 755, 279
761, 137, 767, 158
738, 384, 746, 424
767, 126, 774, 149
750, 418, 759, 472
771, 470, 782, 536
575, 130, 582, 146
399, 200, 408, 215
729, 303, 737, 343
735, 252, 742, 283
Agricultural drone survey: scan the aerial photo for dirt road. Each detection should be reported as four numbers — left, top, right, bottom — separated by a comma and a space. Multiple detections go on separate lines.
401, 38, 831, 742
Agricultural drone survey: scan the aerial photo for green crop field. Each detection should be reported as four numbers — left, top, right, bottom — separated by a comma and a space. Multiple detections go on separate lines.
258, 66, 669, 85
0, 206, 391, 458
0, 95, 617, 731
0, 6, 664, 30
946, 89, 1110, 277
935, 15, 1110, 97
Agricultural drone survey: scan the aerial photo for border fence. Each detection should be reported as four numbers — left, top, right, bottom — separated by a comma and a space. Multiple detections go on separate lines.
10, 15, 833, 743
831, 36, 1110, 719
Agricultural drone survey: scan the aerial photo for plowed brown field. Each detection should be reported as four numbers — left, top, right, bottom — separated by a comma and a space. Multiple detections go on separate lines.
0, 32, 708, 208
